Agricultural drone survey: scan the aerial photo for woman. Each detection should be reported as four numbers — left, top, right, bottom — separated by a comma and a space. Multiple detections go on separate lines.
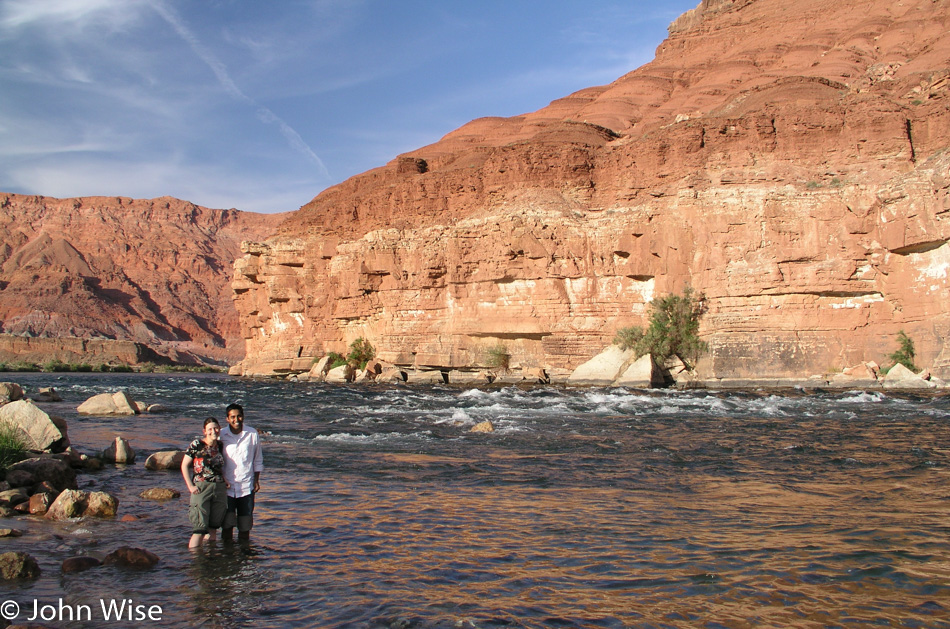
181, 417, 228, 548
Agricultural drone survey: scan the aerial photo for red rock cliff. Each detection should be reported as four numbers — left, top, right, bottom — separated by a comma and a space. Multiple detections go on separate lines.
233, 0, 950, 380
0, 194, 284, 365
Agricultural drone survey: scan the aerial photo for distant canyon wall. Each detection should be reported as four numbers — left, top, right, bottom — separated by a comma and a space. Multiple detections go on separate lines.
232, 0, 950, 380
0, 194, 284, 365
0, 335, 166, 367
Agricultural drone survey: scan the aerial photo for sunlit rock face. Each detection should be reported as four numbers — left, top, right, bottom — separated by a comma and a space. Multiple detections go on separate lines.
0, 194, 285, 365
234, 0, 950, 379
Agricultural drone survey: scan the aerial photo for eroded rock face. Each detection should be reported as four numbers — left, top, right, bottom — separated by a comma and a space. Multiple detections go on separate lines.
232, 0, 950, 381
0, 195, 285, 366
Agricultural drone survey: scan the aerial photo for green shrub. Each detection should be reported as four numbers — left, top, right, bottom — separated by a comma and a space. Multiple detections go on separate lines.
0, 423, 26, 474
614, 287, 709, 370
0, 361, 40, 372
325, 352, 347, 369
485, 343, 511, 371
888, 330, 918, 372
347, 338, 376, 370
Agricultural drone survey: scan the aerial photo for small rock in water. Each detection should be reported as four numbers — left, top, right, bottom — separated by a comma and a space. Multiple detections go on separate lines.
469, 420, 495, 433
139, 488, 181, 501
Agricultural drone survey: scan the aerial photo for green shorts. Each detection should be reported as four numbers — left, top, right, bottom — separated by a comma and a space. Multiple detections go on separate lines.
188, 481, 227, 535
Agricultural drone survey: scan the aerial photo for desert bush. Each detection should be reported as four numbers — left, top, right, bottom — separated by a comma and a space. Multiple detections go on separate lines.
485, 343, 511, 371
324, 352, 347, 369
347, 338, 376, 370
888, 330, 918, 372
614, 287, 708, 369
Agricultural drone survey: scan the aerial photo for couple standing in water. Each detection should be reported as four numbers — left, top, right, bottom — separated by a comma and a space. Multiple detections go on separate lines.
180, 403, 264, 548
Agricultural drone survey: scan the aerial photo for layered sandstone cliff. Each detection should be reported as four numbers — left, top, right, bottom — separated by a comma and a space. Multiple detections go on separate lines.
0, 194, 284, 365
233, 0, 950, 380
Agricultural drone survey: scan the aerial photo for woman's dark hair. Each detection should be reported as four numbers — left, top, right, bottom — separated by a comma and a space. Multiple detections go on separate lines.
203, 416, 220, 428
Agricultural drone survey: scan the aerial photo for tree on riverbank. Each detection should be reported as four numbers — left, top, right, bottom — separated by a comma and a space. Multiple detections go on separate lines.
888, 330, 918, 372
614, 287, 708, 370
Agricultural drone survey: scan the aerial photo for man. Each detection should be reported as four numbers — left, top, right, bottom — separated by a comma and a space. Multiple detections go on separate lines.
221, 402, 263, 542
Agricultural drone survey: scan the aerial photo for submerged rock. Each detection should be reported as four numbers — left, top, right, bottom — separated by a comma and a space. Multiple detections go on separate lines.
139, 488, 181, 501
0, 551, 41, 580
62, 556, 102, 574
102, 546, 160, 569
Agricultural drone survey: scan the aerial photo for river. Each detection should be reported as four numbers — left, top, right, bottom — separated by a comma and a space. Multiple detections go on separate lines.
2, 373, 949, 628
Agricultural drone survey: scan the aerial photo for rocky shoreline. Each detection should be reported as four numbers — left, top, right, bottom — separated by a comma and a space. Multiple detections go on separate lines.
0, 383, 183, 587
241, 347, 948, 392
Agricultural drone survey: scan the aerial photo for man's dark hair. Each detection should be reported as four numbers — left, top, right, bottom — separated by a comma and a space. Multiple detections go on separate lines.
226, 403, 244, 416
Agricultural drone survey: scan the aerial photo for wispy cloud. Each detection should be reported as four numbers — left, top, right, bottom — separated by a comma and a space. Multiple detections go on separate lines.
145, 0, 329, 179
0, 0, 148, 36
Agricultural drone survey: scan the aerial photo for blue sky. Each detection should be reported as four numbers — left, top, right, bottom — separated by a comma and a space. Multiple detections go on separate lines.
0, 0, 697, 213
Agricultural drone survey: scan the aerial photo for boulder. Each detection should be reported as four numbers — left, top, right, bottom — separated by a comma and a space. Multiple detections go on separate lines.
0, 382, 24, 402
7, 458, 77, 492
62, 556, 102, 574
32, 386, 63, 402
409, 370, 447, 384
85, 491, 119, 517
139, 488, 180, 501
829, 362, 882, 387
0, 528, 22, 537
27, 492, 54, 515
567, 346, 633, 386
522, 367, 550, 384
45, 489, 88, 520
364, 360, 384, 377
77, 391, 139, 416
448, 370, 493, 385
102, 436, 136, 464
45, 489, 118, 519
0, 551, 40, 580
614, 354, 663, 388
0, 384, 23, 405
0, 488, 29, 507
842, 362, 878, 379
493, 371, 527, 385
378, 368, 408, 383
4, 469, 33, 488
308, 356, 332, 381
102, 546, 160, 569
60, 446, 86, 468
325, 363, 356, 383
144, 450, 185, 471
883, 363, 934, 389
0, 400, 67, 451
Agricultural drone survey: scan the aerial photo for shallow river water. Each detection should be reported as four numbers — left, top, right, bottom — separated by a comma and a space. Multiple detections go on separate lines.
2, 373, 950, 628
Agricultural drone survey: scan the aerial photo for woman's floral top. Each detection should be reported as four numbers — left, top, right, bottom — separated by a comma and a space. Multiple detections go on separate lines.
185, 438, 225, 483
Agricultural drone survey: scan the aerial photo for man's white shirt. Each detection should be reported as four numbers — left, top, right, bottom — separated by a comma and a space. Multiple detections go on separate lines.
221, 425, 263, 498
